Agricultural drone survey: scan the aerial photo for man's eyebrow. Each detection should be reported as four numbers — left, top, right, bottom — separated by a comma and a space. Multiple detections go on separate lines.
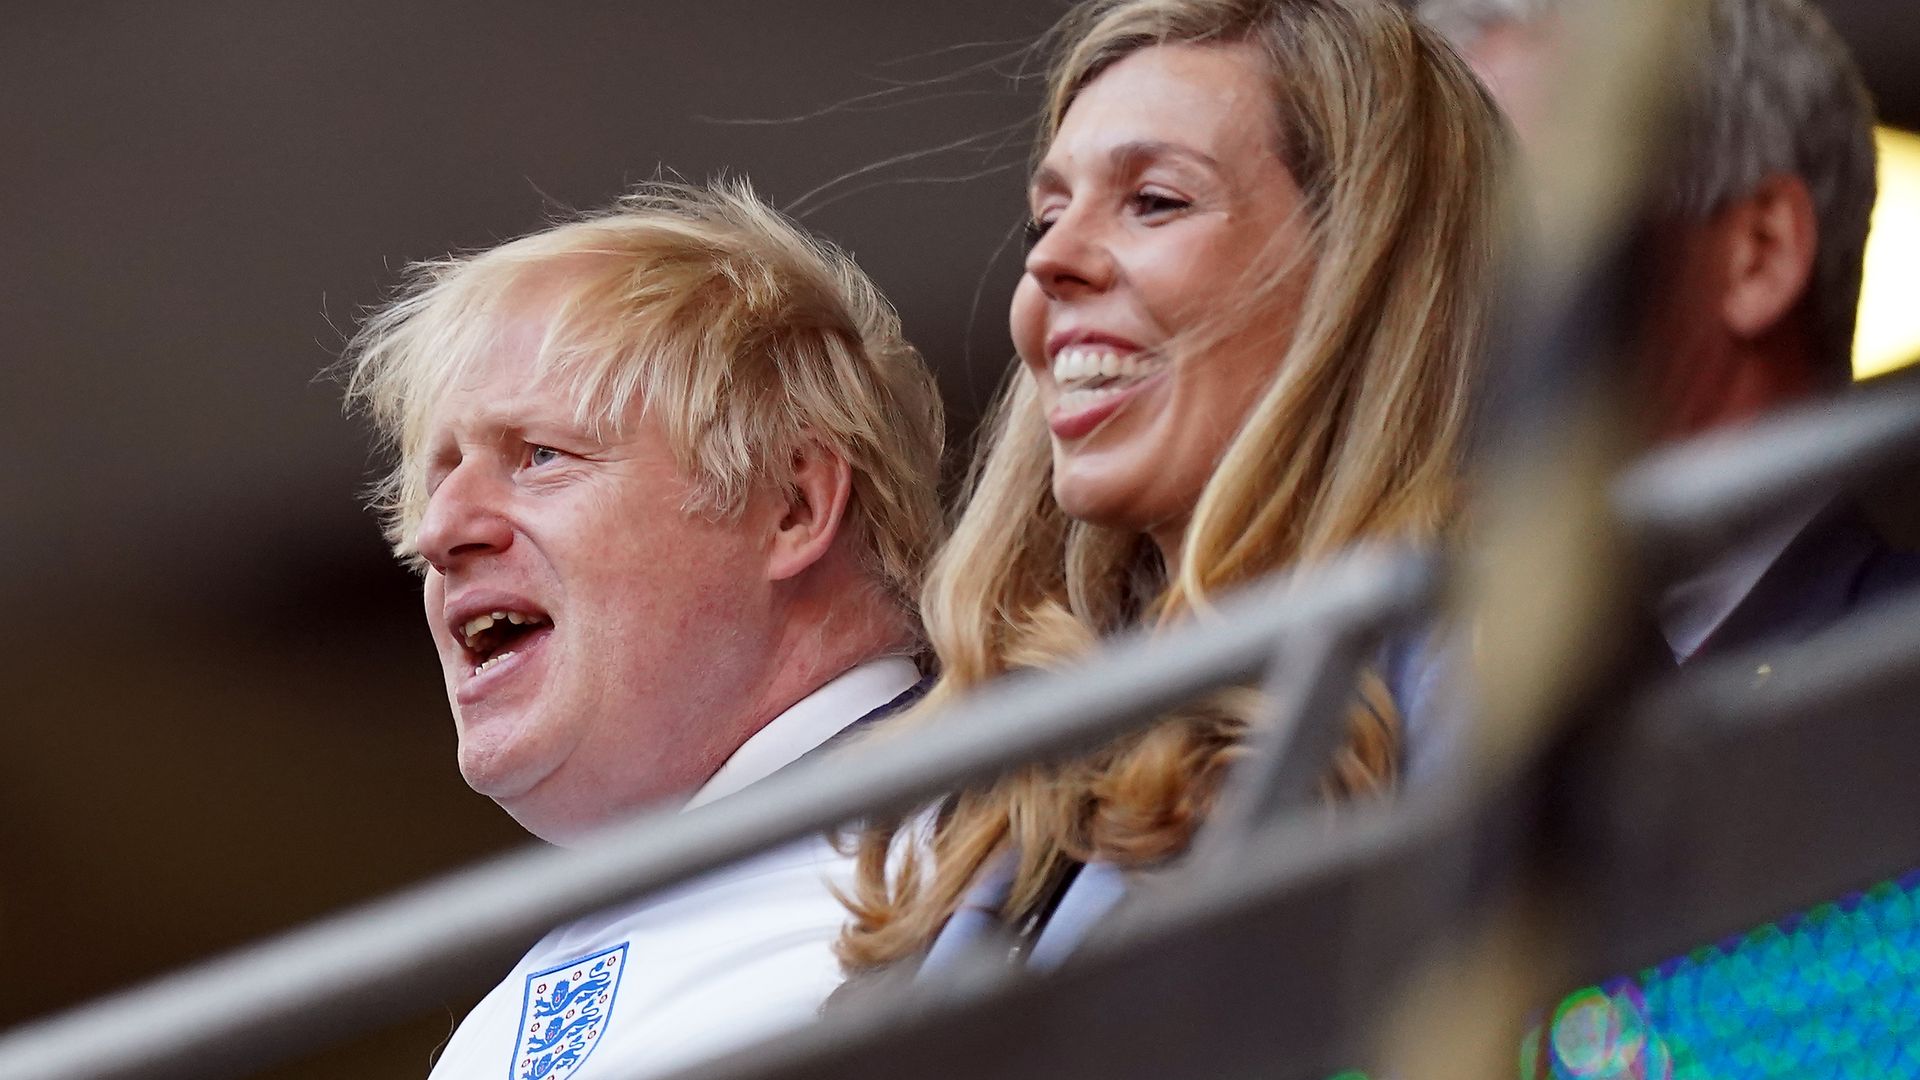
1030, 139, 1223, 194
423, 403, 526, 451
458, 404, 523, 437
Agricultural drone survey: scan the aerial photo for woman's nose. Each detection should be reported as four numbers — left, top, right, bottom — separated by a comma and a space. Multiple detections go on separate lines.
1024, 209, 1115, 299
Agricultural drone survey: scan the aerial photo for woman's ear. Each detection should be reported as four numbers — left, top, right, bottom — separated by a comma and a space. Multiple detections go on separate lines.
766, 438, 853, 582
1720, 172, 1818, 341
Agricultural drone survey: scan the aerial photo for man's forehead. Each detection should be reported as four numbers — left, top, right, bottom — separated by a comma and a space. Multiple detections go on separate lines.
426, 349, 592, 434
414, 256, 653, 441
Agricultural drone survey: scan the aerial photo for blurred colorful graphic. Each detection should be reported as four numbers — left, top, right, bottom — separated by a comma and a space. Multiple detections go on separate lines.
1525, 868, 1920, 1078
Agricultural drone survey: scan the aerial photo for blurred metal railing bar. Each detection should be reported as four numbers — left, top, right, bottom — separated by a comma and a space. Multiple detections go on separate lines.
1615, 375, 1920, 549
914, 568, 1431, 985
1079, 375, 1920, 938
0, 544, 1427, 1080
1565, 582, 1920, 981
673, 754, 1505, 1080
680, 586, 1920, 1080
1190, 619, 1390, 865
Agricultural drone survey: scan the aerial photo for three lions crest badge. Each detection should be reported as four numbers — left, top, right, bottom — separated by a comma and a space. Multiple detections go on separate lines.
510, 943, 627, 1079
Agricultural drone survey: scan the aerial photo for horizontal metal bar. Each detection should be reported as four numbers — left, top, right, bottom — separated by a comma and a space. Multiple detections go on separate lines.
1614, 376, 1920, 546
1190, 625, 1379, 867
0, 545, 1429, 1080
674, 775, 1491, 1080
1565, 583, 1920, 978
684, 590, 1920, 1080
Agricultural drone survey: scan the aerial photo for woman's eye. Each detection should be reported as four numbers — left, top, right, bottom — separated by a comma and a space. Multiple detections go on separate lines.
1022, 215, 1055, 252
1129, 191, 1190, 217
527, 445, 565, 468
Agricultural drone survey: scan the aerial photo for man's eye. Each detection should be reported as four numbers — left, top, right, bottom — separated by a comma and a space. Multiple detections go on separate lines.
528, 445, 565, 468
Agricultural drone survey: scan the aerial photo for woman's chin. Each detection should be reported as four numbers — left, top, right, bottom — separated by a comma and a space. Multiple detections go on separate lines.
1050, 423, 1195, 534
1052, 471, 1150, 534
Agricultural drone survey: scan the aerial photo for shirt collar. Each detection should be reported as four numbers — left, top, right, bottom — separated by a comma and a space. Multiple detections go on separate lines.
682, 655, 920, 811
1657, 498, 1824, 662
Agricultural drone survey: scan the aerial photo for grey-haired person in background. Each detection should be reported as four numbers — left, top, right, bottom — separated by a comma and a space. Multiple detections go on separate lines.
1421, 0, 1920, 662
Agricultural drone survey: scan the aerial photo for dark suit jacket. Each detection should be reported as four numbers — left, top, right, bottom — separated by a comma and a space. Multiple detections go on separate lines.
1692, 501, 1920, 660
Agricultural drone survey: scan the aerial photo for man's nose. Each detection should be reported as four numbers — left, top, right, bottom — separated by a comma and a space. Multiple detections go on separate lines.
1024, 209, 1115, 300
413, 463, 513, 574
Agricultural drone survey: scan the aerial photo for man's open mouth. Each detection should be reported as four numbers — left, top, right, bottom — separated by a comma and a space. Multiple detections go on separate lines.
458, 609, 552, 676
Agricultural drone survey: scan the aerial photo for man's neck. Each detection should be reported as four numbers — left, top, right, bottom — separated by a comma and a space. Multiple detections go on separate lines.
1658, 323, 1822, 443
682, 653, 921, 811
725, 572, 913, 776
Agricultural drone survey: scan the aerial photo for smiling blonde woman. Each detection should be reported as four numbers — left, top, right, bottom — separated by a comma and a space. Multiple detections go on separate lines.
837, 0, 1508, 976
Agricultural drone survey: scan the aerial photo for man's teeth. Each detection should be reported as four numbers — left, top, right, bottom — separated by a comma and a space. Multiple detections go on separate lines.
1050, 347, 1155, 389
474, 650, 516, 675
460, 609, 548, 649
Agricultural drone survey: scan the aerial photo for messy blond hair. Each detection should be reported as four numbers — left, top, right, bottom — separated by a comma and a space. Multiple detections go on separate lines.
839, 0, 1505, 971
343, 179, 945, 609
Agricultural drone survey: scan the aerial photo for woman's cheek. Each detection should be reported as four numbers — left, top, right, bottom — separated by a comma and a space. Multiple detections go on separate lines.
1009, 280, 1050, 372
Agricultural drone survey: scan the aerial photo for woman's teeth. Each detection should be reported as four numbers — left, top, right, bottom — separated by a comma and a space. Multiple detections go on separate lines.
1051, 347, 1159, 411
1051, 347, 1154, 386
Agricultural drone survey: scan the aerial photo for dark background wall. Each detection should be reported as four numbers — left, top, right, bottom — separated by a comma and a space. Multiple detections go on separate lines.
3, 3, 1915, 1077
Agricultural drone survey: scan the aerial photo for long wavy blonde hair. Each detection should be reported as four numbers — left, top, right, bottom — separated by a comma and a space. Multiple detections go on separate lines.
837, 0, 1506, 972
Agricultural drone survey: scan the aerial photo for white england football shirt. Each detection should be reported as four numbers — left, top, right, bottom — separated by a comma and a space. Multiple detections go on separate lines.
427, 657, 918, 1080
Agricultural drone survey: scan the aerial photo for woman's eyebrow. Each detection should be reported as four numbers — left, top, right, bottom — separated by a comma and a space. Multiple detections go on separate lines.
1110, 139, 1220, 176
1029, 162, 1067, 196
1029, 139, 1223, 194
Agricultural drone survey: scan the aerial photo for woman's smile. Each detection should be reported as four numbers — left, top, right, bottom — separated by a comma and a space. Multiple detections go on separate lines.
1010, 41, 1315, 556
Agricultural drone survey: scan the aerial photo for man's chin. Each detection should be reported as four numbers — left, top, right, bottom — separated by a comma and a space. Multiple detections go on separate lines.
456, 740, 550, 803
487, 767, 691, 846
498, 799, 599, 847
456, 746, 597, 843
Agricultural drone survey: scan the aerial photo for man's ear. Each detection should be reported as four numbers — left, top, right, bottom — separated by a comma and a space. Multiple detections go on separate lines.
766, 439, 853, 582
1720, 173, 1819, 341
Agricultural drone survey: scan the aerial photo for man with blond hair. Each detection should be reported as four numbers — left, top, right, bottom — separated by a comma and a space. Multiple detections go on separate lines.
344, 180, 943, 1078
